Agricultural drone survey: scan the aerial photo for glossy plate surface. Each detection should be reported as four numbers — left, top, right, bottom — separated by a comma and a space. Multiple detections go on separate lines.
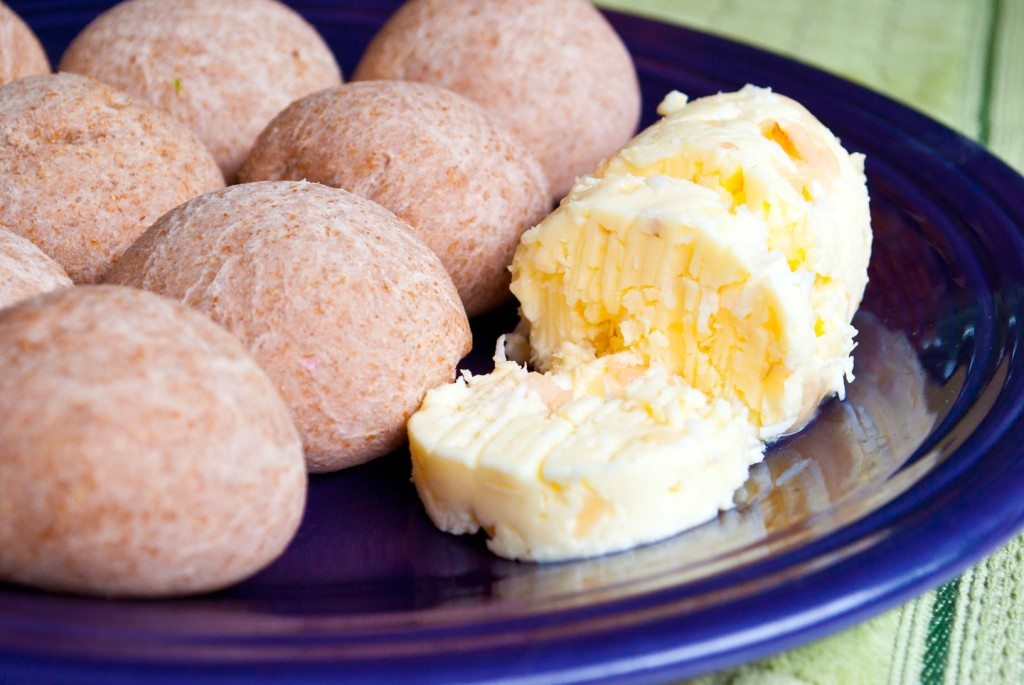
4, 1, 1024, 682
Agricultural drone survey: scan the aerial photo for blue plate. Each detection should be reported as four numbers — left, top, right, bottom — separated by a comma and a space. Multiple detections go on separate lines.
4, 1, 1024, 682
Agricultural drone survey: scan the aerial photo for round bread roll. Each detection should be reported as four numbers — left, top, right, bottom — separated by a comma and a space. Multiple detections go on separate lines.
0, 229, 72, 310
105, 181, 473, 473
354, 0, 641, 198
240, 81, 551, 317
0, 285, 306, 598
0, 1, 50, 85
0, 73, 224, 283
60, 0, 343, 180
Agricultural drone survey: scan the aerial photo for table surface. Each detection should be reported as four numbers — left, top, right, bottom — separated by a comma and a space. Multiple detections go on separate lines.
594, 1, 1024, 683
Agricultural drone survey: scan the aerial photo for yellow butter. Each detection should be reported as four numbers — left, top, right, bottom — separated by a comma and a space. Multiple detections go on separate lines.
409, 344, 763, 562
513, 86, 871, 438
407, 86, 872, 562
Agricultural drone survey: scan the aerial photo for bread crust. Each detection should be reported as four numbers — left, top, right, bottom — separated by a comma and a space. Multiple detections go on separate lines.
0, 73, 224, 283
0, 229, 72, 309
0, 1, 49, 85
0, 285, 306, 597
60, 0, 343, 179
241, 81, 551, 316
105, 181, 473, 472
354, 0, 640, 198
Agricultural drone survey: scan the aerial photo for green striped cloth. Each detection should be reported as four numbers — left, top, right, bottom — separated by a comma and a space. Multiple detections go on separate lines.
690, 539, 1024, 684
593, 1, 1024, 682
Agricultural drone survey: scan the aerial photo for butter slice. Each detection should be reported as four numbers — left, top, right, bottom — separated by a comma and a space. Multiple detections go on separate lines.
409, 344, 763, 562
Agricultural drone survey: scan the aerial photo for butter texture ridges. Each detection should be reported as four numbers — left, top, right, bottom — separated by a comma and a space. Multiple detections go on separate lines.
410, 342, 763, 561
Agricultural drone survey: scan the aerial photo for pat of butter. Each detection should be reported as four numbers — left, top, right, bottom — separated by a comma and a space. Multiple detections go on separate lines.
409, 343, 764, 562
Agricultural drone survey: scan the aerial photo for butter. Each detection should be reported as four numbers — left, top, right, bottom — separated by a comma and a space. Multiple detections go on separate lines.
514, 86, 871, 438
409, 343, 764, 562
605, 85, 870, 324
513, 172, 830, 439
407, 86, 872, 562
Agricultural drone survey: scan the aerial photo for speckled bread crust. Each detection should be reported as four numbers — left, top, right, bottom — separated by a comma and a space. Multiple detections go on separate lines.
0, 73, 224, 284
60, 0, 343, 180
0, 1, 50, 85
240, 81, 551, 317
0, 286, 306, 598
0, 229, 72, 309
105, 181, 473, 472
353, 0, 641, 198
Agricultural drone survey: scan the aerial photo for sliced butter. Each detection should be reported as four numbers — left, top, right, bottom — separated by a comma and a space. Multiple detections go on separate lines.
409, 344, 764, 562
408, 86, 872, 562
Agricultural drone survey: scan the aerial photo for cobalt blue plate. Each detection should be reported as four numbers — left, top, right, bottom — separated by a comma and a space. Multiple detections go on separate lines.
3, 1, 1024, 682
